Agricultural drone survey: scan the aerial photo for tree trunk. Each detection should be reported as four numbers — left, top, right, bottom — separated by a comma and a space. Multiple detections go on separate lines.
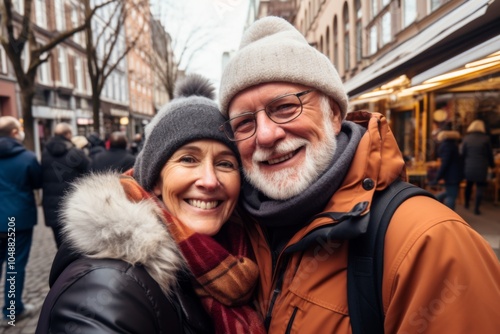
20, 86, 36, 152
92, 92, 101, 133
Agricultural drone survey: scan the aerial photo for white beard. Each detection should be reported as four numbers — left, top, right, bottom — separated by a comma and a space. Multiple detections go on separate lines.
244, 97, 338, 200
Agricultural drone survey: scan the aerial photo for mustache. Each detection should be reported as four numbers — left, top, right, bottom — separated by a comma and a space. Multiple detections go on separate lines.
252, 138, 309, 162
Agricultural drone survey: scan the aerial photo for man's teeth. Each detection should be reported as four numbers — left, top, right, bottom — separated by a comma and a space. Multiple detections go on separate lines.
268, 152, 294, 165
188, 200, 219, 209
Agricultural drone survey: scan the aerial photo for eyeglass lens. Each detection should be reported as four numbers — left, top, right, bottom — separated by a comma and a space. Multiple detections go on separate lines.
226, 93, 303, 141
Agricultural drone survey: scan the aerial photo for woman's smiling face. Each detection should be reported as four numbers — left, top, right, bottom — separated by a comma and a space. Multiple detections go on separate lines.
154, 139, 240, 236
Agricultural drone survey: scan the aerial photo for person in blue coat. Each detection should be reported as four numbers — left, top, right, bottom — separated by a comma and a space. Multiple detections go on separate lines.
0, 116, 42, 325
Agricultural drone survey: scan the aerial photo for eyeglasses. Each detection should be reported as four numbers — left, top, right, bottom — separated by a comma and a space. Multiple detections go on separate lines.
220, 89, 314, 142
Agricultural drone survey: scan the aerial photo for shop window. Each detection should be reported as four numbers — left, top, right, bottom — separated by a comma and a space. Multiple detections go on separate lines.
392, 109, 415, 160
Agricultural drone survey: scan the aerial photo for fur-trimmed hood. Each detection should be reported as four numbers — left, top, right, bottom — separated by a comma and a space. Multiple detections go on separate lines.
437, 130, 461, 141
59, 172, 185, 294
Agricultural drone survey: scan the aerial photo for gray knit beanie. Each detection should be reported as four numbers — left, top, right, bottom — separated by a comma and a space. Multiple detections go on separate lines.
219, 16, 348, 119
134, 74, 239, 191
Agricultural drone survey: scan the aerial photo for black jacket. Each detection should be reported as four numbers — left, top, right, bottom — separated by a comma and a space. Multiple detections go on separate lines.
90, 148, 136, 173
41, 135, 90, 227
435, 131, 463, 185
36, 173, 214, 334
36, 246, 212, 333
462, 131, 495, 182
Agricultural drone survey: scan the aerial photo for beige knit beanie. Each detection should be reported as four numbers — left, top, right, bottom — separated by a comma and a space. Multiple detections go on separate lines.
219, 16, 348, 119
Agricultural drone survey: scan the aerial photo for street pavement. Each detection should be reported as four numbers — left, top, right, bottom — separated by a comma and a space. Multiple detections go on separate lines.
0, 207, 56, 334
1, 201, 499, 333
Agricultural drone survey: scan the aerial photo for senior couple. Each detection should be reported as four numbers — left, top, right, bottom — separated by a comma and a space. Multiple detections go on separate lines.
37, 17, 500, 333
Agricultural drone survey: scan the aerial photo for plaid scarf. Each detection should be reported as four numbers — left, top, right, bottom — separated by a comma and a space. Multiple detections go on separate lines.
120, 174, 265, 334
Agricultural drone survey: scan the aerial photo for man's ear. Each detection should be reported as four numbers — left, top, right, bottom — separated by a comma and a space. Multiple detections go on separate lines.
329, 99, 343, 134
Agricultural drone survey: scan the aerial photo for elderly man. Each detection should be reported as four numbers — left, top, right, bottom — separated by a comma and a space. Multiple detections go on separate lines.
0, 116, 42, 324
219, 16, 500, 333
41, 122, 89, 248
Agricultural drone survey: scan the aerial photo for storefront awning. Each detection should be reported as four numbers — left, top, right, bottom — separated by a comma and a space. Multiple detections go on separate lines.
411, 33, 500, 85
344, 0, 493, 97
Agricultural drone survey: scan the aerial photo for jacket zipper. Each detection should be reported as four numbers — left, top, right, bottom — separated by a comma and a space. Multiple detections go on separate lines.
285, 307, 299, 334
264, 257, 289, 330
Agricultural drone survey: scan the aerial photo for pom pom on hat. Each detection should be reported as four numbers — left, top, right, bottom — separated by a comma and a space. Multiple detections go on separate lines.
219, 16, 348, 120
134, 74, 238, 191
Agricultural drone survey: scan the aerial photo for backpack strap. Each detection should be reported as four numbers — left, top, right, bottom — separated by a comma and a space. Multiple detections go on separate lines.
348, 179, 435, 334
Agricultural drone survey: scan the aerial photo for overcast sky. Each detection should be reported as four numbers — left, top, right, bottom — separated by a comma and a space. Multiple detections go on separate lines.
150, 0, 250, 94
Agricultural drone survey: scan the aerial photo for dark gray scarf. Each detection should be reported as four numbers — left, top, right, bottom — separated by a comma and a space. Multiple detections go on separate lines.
241, 120, 365, 230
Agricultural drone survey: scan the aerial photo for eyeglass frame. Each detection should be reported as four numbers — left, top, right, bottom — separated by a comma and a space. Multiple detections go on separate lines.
219, 89, 315, 142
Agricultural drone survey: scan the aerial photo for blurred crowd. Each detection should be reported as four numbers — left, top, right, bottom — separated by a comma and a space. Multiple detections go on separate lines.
0, 116, 143, 323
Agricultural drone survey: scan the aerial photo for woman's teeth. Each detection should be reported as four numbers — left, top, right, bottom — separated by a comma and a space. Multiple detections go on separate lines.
187, 199, 219, 209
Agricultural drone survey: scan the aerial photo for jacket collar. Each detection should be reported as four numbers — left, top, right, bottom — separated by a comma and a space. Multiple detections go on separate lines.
59, 172, 185, 294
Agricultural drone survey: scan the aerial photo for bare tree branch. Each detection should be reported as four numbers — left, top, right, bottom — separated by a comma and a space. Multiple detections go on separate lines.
0, 0, 102, 150
85, 0, 149, 132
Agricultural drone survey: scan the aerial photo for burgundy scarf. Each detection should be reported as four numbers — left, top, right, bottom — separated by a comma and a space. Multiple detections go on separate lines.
120, 174, 265, 334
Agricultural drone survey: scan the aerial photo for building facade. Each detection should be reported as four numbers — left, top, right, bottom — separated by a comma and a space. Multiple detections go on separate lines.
150, 18, 173, 115
0, 42, 19, 119
5, 0, 94, 157
125, 0, 154, 137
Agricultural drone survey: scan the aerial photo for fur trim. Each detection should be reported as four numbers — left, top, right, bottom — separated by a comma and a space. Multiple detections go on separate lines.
60, 173, 184, 295
437, 130, 461, 141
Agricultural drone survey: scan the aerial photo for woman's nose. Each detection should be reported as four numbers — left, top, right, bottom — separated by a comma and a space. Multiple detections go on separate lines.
194, 164, 220, 190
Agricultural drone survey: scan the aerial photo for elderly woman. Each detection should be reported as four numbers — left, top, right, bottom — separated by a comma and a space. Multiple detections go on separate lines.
36, 75, 265, 334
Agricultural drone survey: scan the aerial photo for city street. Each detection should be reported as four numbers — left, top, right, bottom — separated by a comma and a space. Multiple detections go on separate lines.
0, 202, 499, 333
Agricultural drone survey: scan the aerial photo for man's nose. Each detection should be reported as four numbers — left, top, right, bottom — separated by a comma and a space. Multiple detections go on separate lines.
254, 112, 286, 148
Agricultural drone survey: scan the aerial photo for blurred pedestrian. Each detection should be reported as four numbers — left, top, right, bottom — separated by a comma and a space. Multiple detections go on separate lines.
41, 122, 90, 248
71, 135, 90, 156
431, 130, 463, 210
90, 131, 136, 173
0, 116, 42, 324
130, 132, 144, 156
86, 132, 105, 159
462, 119, 495, 215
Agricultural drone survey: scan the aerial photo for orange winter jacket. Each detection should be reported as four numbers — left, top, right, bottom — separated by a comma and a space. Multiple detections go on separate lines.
245, 111, 500, 333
